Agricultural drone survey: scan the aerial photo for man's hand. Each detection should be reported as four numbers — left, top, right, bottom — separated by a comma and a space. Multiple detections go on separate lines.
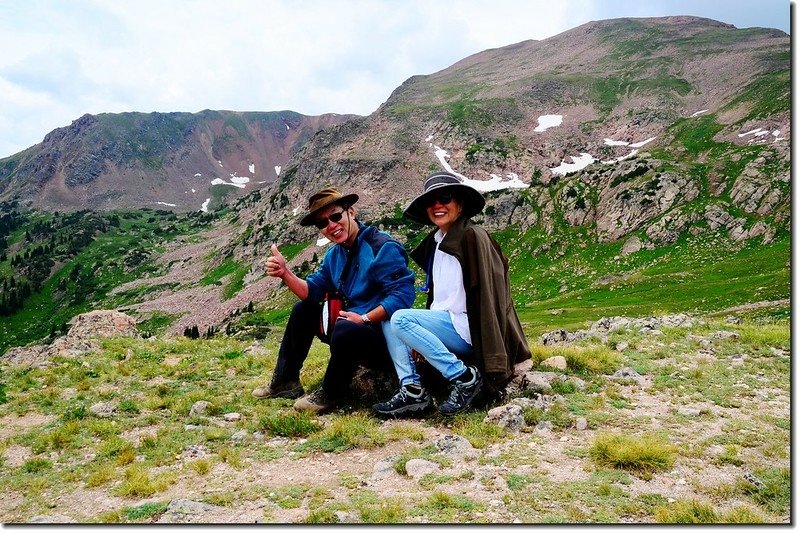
338, 310, 366, 323
266, 244, 288, 279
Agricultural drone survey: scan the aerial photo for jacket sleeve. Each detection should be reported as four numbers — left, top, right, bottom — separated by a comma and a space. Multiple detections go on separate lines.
369, 241, 416, 317
305, 248, 336, 302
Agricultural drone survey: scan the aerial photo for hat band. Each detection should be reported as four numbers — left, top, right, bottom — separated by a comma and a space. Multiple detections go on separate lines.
424, 173, 462, 190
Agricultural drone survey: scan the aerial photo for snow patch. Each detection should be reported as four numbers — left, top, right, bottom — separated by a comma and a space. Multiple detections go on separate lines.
249, 163, 255, 174
275, 166, 281, 176
156, 201, 176, 207
218, 160, 223, 167
425, 134, 434, 142
191, 188, 196, 193
292, 206, 300, 216
738, 128, 765, 138
690, 109, 708, 117
629, 137, 656, 148
230, 174, 250, 185
534, 114, 563, 132
550, 153, 596, 176
604, 138, 629, 146
602, 149, 639, 164
200, 198, 210, 212
194, 173, 202, 177
211, 178, 246, 189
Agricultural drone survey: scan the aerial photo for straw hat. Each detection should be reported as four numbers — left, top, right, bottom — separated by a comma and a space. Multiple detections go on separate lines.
299, 187, 359, 226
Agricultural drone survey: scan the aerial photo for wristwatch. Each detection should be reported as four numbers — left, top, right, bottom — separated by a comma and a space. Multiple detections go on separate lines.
360, 314, 371, 324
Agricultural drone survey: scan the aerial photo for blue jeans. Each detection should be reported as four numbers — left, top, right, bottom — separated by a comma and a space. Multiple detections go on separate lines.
382, 309, 472, 387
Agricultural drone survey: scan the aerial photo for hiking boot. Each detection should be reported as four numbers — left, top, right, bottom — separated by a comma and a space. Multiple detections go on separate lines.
439, 366, 483, 416
251, 378, 304, 400
373, 385, 432, 418
293, 388, 335, 414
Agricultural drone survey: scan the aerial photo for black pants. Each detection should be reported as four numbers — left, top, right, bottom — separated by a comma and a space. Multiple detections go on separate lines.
272, 298, 394, 398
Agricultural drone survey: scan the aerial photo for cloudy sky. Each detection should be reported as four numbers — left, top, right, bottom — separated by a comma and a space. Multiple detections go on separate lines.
0, 0, 790, 158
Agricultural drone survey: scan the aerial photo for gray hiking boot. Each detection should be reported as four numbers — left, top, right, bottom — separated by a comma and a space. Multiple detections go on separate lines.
439, 366, 483, 415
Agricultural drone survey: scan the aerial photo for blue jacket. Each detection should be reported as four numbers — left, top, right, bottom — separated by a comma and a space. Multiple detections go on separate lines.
306, 223, 415, 316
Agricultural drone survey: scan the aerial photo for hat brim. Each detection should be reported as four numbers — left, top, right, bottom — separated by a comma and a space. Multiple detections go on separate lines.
299, 193, 359, 226
403, 183, 485, 225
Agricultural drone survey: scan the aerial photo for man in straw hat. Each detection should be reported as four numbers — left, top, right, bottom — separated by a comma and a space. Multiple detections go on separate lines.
252, 187, 415, 414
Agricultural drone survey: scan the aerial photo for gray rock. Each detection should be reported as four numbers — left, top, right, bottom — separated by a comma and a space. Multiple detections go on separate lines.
621, 235, 643, 255
535, 421, 554, 432
223, 412, 241, 422
182, 444, 210, 460
334, 510, 360, 523
612, 367, 645, 384
483, 404, 525, 432
712, 331, 740, 340
371, 456, 398, 480
615, 341, 629, 352
405, 458, 441, 480
540, 355, 567, 370
89, 402, 116, 418
157, 499, 222, 523
189, 401, 212, 416
435, 434, 478, 459
677, 407, 703, 417
575, 417, 589, 431
230, 429, 248, 443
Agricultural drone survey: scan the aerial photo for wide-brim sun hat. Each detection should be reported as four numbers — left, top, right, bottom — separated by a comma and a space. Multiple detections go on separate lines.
403, 171, 486, 225
299, 187, 359, 226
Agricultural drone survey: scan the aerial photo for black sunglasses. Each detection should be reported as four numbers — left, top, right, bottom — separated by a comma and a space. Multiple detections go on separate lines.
423, 192, 454, 208
314, 209, 347, 229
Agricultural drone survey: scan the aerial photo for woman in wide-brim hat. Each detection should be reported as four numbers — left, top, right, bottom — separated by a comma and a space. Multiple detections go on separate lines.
373, 171, 531, 418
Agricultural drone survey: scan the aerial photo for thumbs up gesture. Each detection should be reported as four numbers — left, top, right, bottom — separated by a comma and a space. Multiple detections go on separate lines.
266, 244, 287, 279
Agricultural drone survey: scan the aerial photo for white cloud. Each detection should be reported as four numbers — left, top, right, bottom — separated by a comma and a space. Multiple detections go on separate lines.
0, 0, 789, 158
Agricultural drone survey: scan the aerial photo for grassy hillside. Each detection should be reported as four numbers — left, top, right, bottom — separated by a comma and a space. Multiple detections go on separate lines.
0, 310, 788, 522
0, 205, 221, 353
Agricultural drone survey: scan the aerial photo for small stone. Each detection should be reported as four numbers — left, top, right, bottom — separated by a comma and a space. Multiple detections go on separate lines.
540, 355, 567, 370
535, 421, 553, 432
559, 436, 569, 442
678, 407, 702, 417
223, 412, 241, 422
676, 478, 687, 485
230, 430, 248, 443
189, 401, 212, 417
575, 417, 588, 431
89, 402, 116, 418
405, 458, 440, 480
615, 341, 629, 352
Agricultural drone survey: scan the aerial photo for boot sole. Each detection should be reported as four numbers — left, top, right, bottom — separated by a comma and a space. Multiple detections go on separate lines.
252, 388, 304, 400
373, 401, 432, 418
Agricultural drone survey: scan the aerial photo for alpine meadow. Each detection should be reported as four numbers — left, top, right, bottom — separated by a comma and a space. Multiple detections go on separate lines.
0, 16, 790, 524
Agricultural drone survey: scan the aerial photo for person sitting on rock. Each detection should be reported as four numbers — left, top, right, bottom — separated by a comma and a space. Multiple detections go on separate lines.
373, 171, 531, 418
252, 187, 416, 414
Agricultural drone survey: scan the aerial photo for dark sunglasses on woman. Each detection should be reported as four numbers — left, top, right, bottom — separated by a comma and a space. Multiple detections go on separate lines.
423, 192, 454, 208
314, 209, 347, 229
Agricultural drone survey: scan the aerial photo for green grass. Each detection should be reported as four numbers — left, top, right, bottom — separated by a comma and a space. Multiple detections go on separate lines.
590, 433, 676, 479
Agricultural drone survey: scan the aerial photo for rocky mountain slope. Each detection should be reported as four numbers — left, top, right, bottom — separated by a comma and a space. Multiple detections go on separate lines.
0, 110, 356, 211
0, 16, 790, 346
242, 16, 789, 233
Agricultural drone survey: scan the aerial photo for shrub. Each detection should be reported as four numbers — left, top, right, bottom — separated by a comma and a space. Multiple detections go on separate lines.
590, 433, 676, 478
260, 411, 322, 438
655, 499, 718, 523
